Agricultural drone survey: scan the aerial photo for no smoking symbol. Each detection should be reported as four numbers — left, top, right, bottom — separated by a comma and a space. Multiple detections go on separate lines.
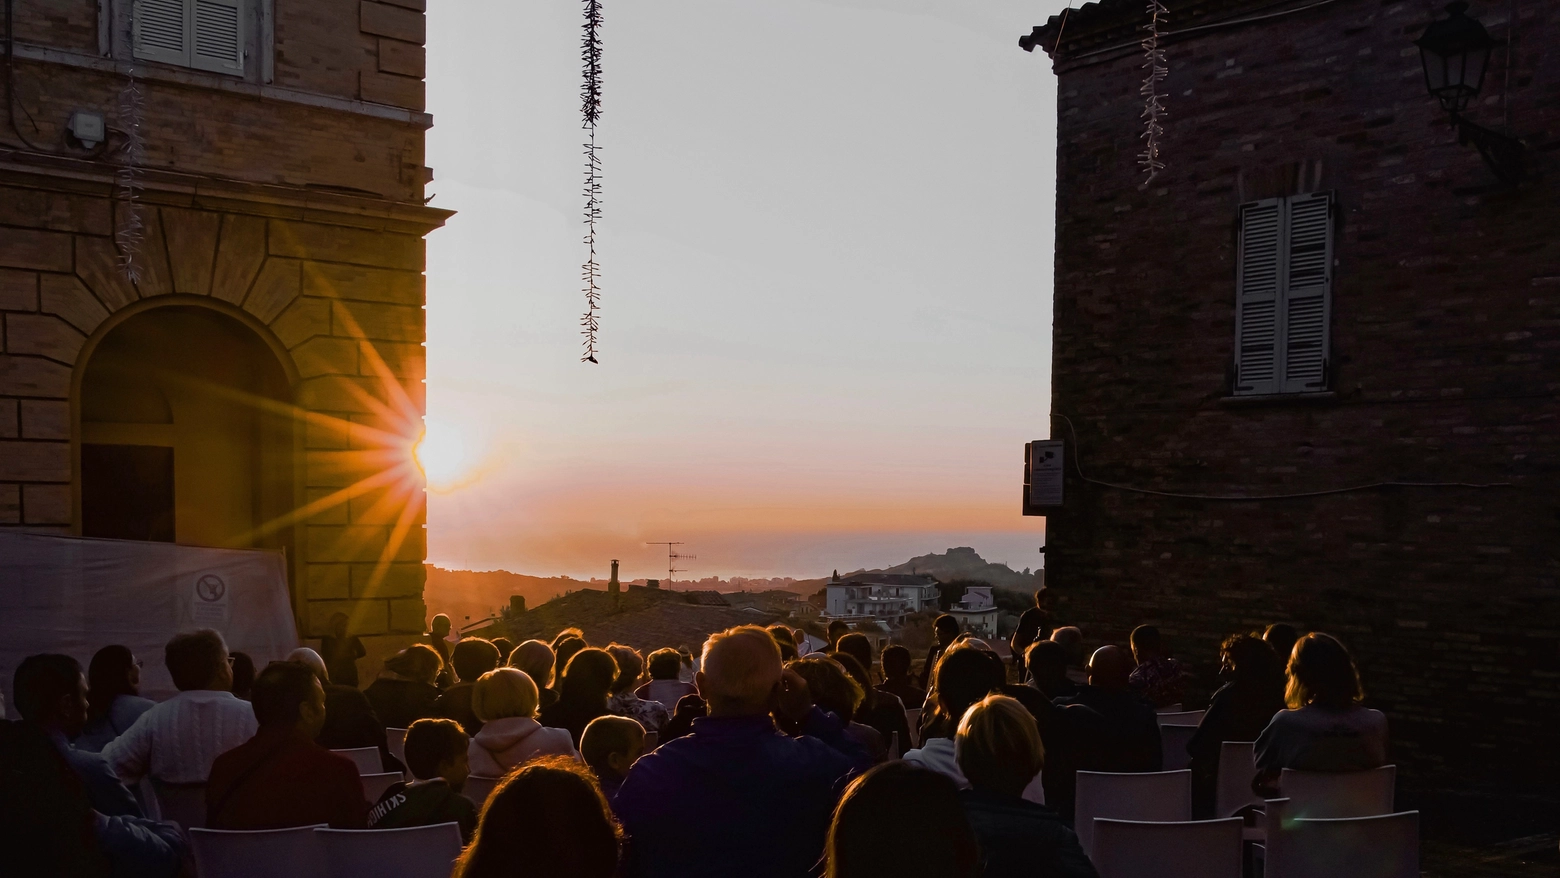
196, 574, 227, 602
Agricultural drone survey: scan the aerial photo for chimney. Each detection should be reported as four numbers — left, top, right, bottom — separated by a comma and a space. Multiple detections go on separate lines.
509, 595, 526, 616
609, 560, 621, 597
647, 579, 660, 589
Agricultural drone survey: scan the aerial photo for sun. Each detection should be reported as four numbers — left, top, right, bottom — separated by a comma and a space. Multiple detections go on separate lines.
413, 419, 481, 492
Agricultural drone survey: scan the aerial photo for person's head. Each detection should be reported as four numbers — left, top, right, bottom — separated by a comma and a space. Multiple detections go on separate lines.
165, 629, 231, 692
835, 634, 873, 677
550, 628, 585, 651
825, 762, 978, 878
604, 644, 645, 696
452, 639, 502, 684
1129, 625, 1166, 665
252, 661, 327, 738
560, 649, 619, 706
430, 614, 451, 637
955, 694, 1045, 799
1033, 588, 1048, 609
931, 646, 1002, 732
832, 652, 875, 698
286, 647, 330, 684
1024, 639, 1070, 697
580, 715, 645, 782
1050, 626, 1084, 667
1219, 632, 1281, 684
472, 668, 540, 722
1264, 623, 1299, 664
767, 625, 797, 649
1285, 633, 1363, 710
646, 648, 683, 681
387, 643, 445, 686
1086, 645, 1133, 692
329, 612, 349, 638
790, 657, 864, 721
933, 615, 960, 648
453, 757, 620, 878
86, 645, 141, 722
13, 654, 88, 737
880, 645, 912, 680
1013, 608, 1046, 650
229, 652, 256, 700
553, 637, 588, 687
827, 620, 851, 648
697, 625, 783, 716
404, 718, 471, 790
490, 638, 515, 662
508, 640, 556, 689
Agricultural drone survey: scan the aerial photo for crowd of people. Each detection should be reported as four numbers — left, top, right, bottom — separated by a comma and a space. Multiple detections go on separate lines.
0, 597, 1390, 878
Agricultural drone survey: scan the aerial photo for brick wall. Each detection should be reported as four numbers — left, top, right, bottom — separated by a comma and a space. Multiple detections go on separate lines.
1036, 0, 1560, 779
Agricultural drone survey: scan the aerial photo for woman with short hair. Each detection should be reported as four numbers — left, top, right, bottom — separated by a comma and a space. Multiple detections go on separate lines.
507, 640, 560, 711
1254, 633, 1388, 792
454, 756, 619, 878
467, 668, 578, 777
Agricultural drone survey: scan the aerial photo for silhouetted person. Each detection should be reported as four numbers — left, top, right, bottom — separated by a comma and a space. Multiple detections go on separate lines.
76, 645, 155, 754
436, 638, 502, 735
365, 644, 444, 730
425, 615, 455, 688
1006, 640, 1107, 819
790, 656, 885, 763
1049, 627, 1087, 688
835, 636, 911, 756
508, 640, 561, 711
581, 715, 645, 804
369, 718, 477, 842
453, 757, 620, 878
876, 644, 927, 710
827, 620, 851, 651
552, 634, 588, 697
918, 615, 962, 689
1057, 646, 1161, 772
229, 652, 256, 701
320, 612, 366, 688
540, 647, 619, 747
14, 655, 147, 818
605, 644, 669, 734
824, 762, 979, 878
1127, 625, 1188, 709
289, 648, 401, 774
1008, 607, 1050, 681
1188, 633, 1284, 815
1254, 633, 1387, 796
635, 648, 697, 708
1264, 623, 1299, 666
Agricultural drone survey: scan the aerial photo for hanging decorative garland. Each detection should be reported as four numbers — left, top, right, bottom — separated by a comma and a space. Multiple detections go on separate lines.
579, 0, 604, 363
116, 4, 147, 284
1138, 0, 1168, 184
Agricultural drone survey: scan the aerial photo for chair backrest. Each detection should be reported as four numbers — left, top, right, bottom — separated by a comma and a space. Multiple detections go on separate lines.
1156, 709, 1205, 725
189, 824, 327, 878
317, 823, 465, 878
1091, 818, 1243, 878
1074, 769, 1193, 858
1159, 723, 1198, 771
360, 771, 404, 804
1155, 703, 1184, 714
643, 730, 659, 752
152, 781, 207, 830
464, 775, 502, 808
1265, 808, 1419, 878
904, 709, 922, 748
332, 746, 383, 775
386, 728, 408, 769
1279, 765, 1395, 818
1214, 741, 1262, 817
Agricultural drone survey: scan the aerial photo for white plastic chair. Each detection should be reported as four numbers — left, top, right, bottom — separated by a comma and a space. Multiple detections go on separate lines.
1159, 723, 1197, 771
1155, 703, 1183, 714
360, 771, 404, 804
151, 781, 207, 830
464, 775, 502, 807
1263, 807, 1419, 878
332, 746, 383, 775
1279, 765, 1395, 818
386, 728, 409, 768
1156, 709, 1205, 725
1074, 769, 1193, 859
1091, 817, 1243, 878
1214, 741, 1262, 817
905, 709, 922, 748
189, 824, 327, 878
318, 822, 464, 878
643, 730, 659, 752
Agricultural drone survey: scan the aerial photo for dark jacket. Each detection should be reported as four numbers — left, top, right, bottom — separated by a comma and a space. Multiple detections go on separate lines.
961, 789, 1098, 878
367, 779, 477, 842
538, 697, 609, 748
364, 677, 441, 731
206, 729, 368, 830
877, 676, 926, 711
1057, 686, 1162, 773
320, 635, 366, 688
853, 689, 911, 756
433, 682, 482, 736
1188, 677, 1284, 813
1000, 685, 1108, 820
614, 709, 873, 878
318, 684, 403, 773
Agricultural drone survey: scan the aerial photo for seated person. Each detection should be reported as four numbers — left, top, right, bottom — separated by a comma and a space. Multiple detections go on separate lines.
1008, 640, 1108, 819
955, 695, 1096, 878
319, 611, 366, 688
1048, 627, 1087, 692
787, 657, 884, 762
539, 648, 619, 747
454, 757, 619, 878
1188, 633, 1284, 814
1127, 625, 1189, 709
580, 715, 645, 804
364, 645, 444, 730
13, 654, 145, 818
468, 668, 578, 778
1056, 646, 1162, 773
875, 644, 926, 709
835, 635, 912, 754
508, 641, 561, 712
824, 762, 978, 878
1254, 633, 1387, 796
903, 646, 1002, 785
288, 648, 401, 773
634, 648, 697, 708
206, 662, 367, 829
436, 639, 503, 735
369, 718, 478, 842
605, 645, 670, 734
76, 645, 156, 754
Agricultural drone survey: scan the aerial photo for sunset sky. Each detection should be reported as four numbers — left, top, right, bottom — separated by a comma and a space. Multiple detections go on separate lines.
421, 0, 1073, 580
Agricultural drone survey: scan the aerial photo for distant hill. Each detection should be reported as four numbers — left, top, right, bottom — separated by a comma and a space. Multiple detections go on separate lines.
791, 547, 1044, 594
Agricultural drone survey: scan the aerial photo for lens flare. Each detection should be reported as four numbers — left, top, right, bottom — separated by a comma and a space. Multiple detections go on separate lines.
414, 420, 480, 492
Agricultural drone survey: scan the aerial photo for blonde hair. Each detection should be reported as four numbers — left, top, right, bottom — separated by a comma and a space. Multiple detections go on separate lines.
472, 668, 539, 722
954, 694, 1044, 798
699, 625, 782, 711
788, 657, 864, 719
508, 640, 556, 689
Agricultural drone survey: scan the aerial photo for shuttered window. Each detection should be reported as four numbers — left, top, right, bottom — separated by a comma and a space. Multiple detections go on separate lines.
1234, 192, 1334, 396
133, 0, 244, 74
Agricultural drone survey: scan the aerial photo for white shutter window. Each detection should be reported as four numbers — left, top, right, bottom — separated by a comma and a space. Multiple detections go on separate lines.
1279, 192, 1333, 393
191, 0, 244, 74
133, 0, 190, 67
1234, 199, 1282, 395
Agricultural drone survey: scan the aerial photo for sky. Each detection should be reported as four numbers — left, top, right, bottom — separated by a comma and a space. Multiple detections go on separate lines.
421, 0, 1075, 581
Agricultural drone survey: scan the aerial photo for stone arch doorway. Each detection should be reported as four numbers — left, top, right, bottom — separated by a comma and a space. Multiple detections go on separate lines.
77, 303, 297, 563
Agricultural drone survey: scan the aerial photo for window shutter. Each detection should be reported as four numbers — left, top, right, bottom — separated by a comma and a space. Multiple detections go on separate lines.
133, 0, 190, 67
1234, 199, 1282, 395
1279, 192, 1332, 393
191, 0, 244, 74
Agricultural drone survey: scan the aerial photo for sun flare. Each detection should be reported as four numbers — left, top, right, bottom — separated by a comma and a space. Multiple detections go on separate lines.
414, 419, 483, 492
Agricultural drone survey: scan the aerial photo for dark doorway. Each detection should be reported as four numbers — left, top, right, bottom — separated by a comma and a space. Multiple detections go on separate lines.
81, 444, 176, 541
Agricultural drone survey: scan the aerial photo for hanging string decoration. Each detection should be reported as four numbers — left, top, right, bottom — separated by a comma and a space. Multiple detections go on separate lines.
1138, 0, 1169, 184
579, 0, 604, 363
116, 5, 147, 284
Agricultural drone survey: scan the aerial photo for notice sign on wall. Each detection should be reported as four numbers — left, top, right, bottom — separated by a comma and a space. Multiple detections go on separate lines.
190, 572, 231, 627
1023, 440, 1064, 515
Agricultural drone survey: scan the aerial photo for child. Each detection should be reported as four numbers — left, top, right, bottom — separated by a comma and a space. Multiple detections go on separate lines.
579, 715, 644, 804
368, 718, 479, 841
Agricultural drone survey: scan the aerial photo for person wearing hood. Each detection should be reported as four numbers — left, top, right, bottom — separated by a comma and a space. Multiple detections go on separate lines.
467, 668, 577, 778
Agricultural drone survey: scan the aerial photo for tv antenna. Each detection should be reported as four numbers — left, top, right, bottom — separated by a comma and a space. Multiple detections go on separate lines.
646, 541, 694, 582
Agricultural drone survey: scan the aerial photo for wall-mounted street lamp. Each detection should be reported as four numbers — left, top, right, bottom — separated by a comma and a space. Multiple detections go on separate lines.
1415, 2, 1524, 185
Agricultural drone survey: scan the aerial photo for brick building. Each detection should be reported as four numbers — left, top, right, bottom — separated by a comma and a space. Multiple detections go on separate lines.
1025, 0, 1557, 779
1, 0, 449, 663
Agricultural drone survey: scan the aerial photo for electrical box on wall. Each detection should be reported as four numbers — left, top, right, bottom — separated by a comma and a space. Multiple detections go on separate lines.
1023, 440, 1064, 516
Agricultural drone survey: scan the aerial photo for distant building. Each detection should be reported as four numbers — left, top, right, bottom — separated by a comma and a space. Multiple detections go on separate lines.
947, 586, 998, 638
824, 573, 940, 625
